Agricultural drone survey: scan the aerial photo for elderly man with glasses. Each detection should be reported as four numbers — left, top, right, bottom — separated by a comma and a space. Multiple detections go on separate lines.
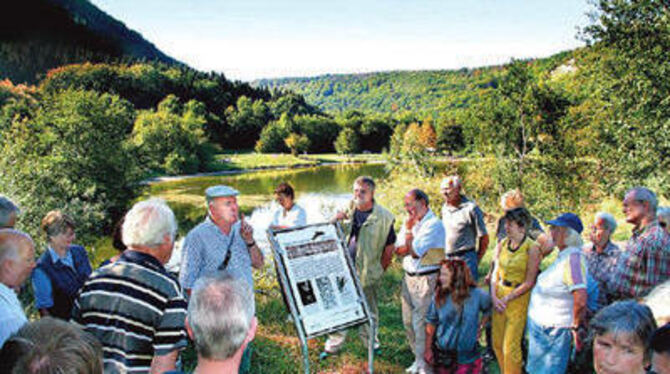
583, 212, 621, 308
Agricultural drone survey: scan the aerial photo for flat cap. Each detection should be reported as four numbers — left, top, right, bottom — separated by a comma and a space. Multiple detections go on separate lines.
205, 185, 239, 200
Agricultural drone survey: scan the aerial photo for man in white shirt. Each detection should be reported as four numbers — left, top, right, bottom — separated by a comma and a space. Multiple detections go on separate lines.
396, 189, 446, 374
0, 229, 35, 346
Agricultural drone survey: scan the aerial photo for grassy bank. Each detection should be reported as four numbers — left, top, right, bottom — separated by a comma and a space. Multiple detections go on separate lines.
207, 152, 386, 172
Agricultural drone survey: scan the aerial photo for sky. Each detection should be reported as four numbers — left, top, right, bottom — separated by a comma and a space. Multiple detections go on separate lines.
90, 0, 592, 82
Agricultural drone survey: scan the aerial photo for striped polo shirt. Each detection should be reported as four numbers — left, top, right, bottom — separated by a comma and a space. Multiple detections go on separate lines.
72, 250, 188, 374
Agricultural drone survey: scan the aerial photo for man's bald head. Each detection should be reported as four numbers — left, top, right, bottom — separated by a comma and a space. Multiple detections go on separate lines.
0, 229, 35, 289
0, 229, 33, 263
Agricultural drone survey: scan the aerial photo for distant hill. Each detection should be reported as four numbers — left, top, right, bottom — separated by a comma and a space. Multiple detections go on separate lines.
254, 50, 573, 117
0, 0, 179, 84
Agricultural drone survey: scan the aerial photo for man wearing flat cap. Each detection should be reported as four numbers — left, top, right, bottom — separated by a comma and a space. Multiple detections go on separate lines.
179, 185, 264, 373
440, 175, 489, 281
180, 185, 264, 296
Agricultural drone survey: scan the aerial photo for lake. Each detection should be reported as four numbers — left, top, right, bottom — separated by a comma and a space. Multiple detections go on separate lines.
158, 163, 389, 270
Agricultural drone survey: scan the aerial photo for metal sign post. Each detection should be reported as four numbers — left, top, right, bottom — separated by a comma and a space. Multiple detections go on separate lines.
267, 222, 376, 373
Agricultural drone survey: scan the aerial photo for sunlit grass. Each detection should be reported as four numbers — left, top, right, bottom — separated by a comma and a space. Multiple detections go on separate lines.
212, 153, 320, 171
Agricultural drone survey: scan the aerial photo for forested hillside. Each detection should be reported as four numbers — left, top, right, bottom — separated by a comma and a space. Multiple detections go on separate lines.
1, 0, 667, 245
0, 0, 179, 84
255, 51, 572, 117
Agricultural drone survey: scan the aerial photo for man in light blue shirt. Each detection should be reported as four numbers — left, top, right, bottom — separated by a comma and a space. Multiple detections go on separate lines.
396, 189, 446, 374
179, 185, 264, 374
180, 185, 264, 295
0, 229, 35, 346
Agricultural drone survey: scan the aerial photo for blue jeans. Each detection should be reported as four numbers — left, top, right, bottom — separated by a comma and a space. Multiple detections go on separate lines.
525, 318, 572, 374
448, 250, 479, 282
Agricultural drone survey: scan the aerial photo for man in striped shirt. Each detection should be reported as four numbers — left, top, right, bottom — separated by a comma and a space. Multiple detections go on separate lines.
72, 199, 188, 374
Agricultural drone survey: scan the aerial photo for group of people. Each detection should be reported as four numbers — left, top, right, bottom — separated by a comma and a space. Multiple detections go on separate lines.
0, 173, 667, 374
314, 177, 669, 374
0, 191, 259, 373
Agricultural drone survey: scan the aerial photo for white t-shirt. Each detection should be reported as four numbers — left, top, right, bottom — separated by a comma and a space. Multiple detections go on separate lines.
271, 204, 307, 228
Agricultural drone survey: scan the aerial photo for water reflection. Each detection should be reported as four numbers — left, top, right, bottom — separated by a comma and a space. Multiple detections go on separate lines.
164, 163, 387, 273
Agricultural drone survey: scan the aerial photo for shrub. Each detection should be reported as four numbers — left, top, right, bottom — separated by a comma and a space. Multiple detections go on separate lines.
0, 88, 140, 243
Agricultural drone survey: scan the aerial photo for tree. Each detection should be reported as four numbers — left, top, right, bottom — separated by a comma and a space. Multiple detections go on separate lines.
293, 114, 339, 153
334, 127, 359, 155
436, 118, 465, 154
255, 113, 291, 153
581, 0, 670, 194
224, 96, 271, 149
284, 133, 310, 155
0, 88, 140, 242
418, 118, 437, 149
131, 95, 210, 174
385, 122, 434, 177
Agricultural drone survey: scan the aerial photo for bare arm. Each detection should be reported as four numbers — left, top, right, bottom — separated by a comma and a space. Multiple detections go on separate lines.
239, 214, 264, 269
501, 244, 541, 303
571, 288, 587, 351
381, 243, 395, 270
477, 234, 490, 261
150, 350, 178, 374
424, 323, 436, 365
571, 289, 587, 328
248, 243, 264, 269
490, 242, 506, 313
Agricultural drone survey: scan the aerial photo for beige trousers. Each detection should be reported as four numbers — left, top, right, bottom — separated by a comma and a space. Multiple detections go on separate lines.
402, 273, 438, 371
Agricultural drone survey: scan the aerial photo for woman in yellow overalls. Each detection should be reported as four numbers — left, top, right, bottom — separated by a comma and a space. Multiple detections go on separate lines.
490, 207, 542, 374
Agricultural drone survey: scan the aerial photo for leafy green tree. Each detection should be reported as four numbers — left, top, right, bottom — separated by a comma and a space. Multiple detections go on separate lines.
0, 88, 140, 242
436, 119, 465, 154
131, 94, 210, 174
293, 114, 339, 153
581, 0, 670, 194
359, 115, 394, 152
224, 96, 272, 149
255, 113, 291, 153
334, 127, 360, 155
284, 133, 310, 155
385, 122, 434, 177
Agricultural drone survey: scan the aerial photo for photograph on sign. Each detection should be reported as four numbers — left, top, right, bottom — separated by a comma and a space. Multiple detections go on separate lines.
270, 223, 368, 337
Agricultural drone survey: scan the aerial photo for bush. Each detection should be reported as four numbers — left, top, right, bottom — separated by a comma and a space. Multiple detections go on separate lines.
131, 95, 211, 175
334, 127, 360, 155
0, 88, 140, 243
255, 114, 291, 153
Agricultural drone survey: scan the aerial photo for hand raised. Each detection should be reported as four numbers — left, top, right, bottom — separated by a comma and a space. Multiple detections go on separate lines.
240, 214, 254, 242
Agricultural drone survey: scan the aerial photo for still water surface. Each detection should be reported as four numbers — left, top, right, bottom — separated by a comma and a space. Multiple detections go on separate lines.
163, 163, 388, 270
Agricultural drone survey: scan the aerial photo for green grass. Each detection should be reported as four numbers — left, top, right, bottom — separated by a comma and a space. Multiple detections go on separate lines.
210, 153, 320, 171
204, 152, 385, 172
301, 153, 386, 164
237, 261, 501, 374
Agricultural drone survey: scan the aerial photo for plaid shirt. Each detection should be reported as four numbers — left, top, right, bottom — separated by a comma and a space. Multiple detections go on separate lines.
611, 220, 670, 299
583, 241, 620, 307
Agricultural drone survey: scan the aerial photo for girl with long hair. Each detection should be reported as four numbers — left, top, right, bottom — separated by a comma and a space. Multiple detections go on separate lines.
424, 258, 491, 374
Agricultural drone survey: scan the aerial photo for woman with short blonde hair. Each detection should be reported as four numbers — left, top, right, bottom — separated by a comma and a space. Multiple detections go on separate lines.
32, 210, 92, 319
